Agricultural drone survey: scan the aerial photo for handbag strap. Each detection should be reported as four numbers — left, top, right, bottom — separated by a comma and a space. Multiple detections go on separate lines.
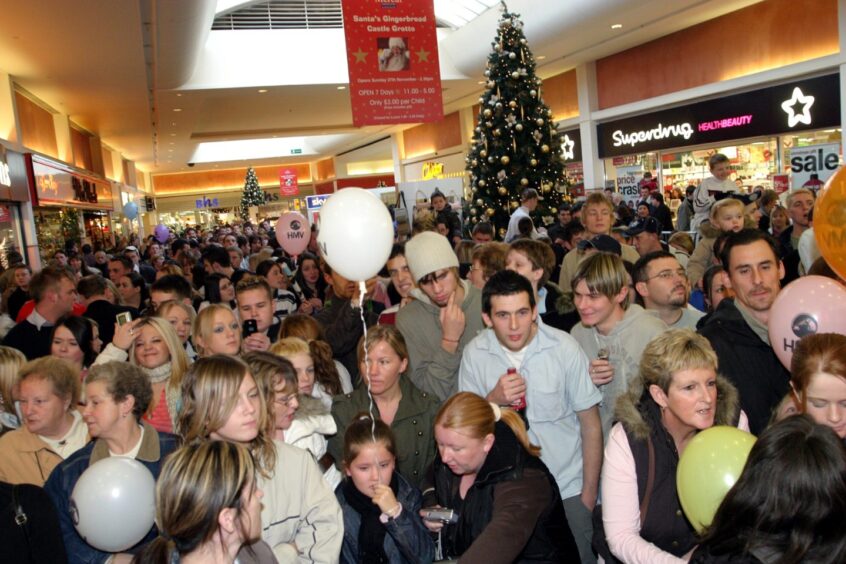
639, 435, 656, 523
12, 484, 33, 557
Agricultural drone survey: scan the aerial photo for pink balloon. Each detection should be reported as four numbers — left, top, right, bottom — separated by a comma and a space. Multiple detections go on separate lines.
275, 212, 309, 256
768, 275, 846, 369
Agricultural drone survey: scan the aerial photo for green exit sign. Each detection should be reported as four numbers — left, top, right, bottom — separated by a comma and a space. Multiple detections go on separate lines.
290, 148, 302, 155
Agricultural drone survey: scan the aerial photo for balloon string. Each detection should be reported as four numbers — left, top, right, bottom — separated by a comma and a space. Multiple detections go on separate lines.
358, 280, 382, 486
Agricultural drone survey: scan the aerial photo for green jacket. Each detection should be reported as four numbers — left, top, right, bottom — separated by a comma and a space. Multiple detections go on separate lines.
329, 376, 440, 488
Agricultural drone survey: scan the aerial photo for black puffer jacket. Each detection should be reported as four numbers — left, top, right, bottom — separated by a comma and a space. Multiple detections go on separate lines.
435, 202, 462, 241
697, 298, 789, 435
426, 421, 579, 563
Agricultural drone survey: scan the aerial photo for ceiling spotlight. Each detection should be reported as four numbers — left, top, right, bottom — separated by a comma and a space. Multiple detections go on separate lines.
337, 86, 346, 90
173, 108, 182, 112
536, 55, 546, 60
176, 93, 182, 97
611, 24, 622, 29
258, 89, 268, 93
170, 133, 176, 137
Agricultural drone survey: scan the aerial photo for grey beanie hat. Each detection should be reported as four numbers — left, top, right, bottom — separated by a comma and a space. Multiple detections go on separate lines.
404, 232, 459, 281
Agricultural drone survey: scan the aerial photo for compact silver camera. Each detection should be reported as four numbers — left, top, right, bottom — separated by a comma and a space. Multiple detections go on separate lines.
423, 508, 459, 524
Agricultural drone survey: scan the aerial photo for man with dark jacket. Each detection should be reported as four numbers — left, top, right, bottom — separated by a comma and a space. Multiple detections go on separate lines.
698, 229, 790, 434
777, 188, 814, 285
78, 275, 138, 346
648, 191, 675, 233
315, 260, 382, 384
3, 267, 78, 360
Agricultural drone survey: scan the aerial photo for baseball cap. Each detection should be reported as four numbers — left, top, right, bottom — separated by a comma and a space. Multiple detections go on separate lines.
624, 217, 660, 237
577, 234, 622, 256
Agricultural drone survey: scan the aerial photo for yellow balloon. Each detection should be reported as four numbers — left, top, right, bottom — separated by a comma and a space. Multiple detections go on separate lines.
676, 426, 756, 532
815, 166, 846, 281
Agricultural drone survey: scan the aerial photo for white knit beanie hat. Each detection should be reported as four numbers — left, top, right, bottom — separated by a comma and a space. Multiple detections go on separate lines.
404, 232, 459, 282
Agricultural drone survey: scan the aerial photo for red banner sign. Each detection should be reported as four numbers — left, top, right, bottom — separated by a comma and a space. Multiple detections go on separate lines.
280, 168, 299, 196
342, 0, 443, 126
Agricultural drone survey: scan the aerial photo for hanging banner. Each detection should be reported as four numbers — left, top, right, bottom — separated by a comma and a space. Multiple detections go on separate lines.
280, 168, 299, 196
342, 0, 443, 126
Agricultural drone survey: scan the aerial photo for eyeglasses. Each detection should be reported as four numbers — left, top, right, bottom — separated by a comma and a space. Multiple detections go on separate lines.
275, 393, 297, 407
419, 270, 450, 287
647, 268, 687, 282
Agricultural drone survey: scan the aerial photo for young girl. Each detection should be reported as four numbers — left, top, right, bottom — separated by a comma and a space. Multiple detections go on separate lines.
177, 355, 342, 562
244, 351, 341, 488
192, 304, 241, 357
256, 259, 299, 320
292, 253, 326, 315
0, 346, 25, 434
155, 300, 197, 361
200, 273, 236, 311
271, 337, 342, 409
279, 314, 354, 393
336, 415, 434, 564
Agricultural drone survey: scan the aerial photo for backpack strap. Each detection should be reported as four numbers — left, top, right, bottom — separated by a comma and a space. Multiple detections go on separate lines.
639, 435, 656, 523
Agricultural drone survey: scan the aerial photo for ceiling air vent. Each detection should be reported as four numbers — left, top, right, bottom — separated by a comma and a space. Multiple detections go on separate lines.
212, 0, 343, 30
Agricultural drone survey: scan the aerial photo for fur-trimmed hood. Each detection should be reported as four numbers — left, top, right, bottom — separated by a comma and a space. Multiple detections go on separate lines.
614, 372, 741, 441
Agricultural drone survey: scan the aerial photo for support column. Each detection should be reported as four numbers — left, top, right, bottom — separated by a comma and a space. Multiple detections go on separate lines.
576, 62, 604, 192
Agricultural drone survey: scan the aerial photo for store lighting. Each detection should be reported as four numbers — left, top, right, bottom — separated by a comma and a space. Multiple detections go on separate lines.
258, 89, 268, 93
536, 55, 546, 60
337, 86, 346, 90
611, 24, 622, 29
173, 108, 182, 112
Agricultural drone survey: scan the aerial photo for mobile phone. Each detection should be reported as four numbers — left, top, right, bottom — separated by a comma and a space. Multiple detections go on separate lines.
242, 319, 258, 338
116, 311, 133, 326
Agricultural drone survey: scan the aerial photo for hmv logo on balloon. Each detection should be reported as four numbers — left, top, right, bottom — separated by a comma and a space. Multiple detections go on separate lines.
276, 212, 309, 256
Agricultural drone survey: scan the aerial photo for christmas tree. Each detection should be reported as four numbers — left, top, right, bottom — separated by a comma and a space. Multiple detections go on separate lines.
240, 167, 264, 221
463, 6, 568, 239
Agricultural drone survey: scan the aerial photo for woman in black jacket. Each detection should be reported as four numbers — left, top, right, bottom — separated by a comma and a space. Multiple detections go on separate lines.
422, 392, 578, 563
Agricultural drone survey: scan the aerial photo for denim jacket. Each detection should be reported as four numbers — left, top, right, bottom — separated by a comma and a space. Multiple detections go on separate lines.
44, 422, 180, 564
335, 472, 434, 564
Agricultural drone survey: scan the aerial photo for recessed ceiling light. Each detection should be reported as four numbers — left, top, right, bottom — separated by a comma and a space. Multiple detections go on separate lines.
258, 89, 268, 93
337, 86, 346, 90
611, 24, 622, 29
169, 133, 176, 137
169, 142, 175, 145
536, 55, 546, 60
176, 93, 182, 97
173, 108, 182, 112
477, 81, 485, 84
171, 122, 176, 126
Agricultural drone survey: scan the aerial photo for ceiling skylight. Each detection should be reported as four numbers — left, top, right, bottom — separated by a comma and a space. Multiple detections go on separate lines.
434, 0, 501, 28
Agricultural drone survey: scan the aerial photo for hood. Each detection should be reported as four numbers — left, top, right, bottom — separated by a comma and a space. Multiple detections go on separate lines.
615, 373, 741, 441
410, 278, 474, 309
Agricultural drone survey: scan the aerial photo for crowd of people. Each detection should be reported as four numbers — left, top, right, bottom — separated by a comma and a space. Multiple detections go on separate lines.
0, 165, 843, 564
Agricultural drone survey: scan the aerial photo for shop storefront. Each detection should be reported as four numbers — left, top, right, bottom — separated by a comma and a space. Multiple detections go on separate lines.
0, 145, 31, 266
560, 128, 584, 197
597, 73, 842, 205
156, 187, 313, 229
28, 154, 115, 261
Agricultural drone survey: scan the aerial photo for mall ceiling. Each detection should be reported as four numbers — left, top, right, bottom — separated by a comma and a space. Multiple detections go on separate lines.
0, 0, 761, 177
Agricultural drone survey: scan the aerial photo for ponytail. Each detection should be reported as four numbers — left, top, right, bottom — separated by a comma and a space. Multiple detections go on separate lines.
131, 536, 173, 564
499, 408, 541, 457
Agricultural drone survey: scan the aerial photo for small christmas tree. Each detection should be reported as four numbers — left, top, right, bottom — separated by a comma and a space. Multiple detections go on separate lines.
240, 167, 264, 221
463, 5, 568, 239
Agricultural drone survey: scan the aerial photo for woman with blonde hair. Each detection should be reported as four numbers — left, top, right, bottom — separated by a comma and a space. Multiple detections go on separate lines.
94, 316, 189, 434
789, 333, 846, 440
192, 303, 241, 357
0, 345, 26, 434
599, 329, 748, 564
423, 391, 578, 562
46, 361, 180, 563
177, 355, 343, 562
279, 313, 353, 392
271, 336, 343, 409
132, 441, 270, 564
155, 299, 197, 361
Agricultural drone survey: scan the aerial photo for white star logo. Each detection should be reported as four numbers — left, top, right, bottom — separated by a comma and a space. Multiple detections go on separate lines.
781, 87, 815, 128
562, 134, 575, 160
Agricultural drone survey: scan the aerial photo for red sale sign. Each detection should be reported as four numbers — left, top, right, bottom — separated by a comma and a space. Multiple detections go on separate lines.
342, 0, 443, 126
280, 168, 299, 196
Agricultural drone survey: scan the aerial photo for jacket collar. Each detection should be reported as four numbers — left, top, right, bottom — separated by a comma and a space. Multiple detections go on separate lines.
90, 420, 161, 465
14, 425, 60, 454
473, 421, 523, 485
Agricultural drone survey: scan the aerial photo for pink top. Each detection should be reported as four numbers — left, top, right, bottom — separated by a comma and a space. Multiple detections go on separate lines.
143, 388, 172, 434
600, 412, 749, 564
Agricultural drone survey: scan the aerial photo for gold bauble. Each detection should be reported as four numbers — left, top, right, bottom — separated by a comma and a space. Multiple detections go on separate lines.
520, 178, 529, 186
511, 71, 519, 80
550, 207, 557, 214
510, 200, 519, 209
498, 187, 508, 196
530, 158, 538, 166
480, 149, 487, 157
509, 100, 517, 108
541, 144, 550, 153
478, 179, 486, 187
493, 129, 501, 137
500, 156, 510, 165
486, 208, 495, 217
483, 108, 492, 118
530, 89, 537, 97
536, 118, 544, 126
471, 159, 478, 166
487, 156, 495, 163
515, 123, 523, 132
476, 198, 484, 206
541, 184, 551, 193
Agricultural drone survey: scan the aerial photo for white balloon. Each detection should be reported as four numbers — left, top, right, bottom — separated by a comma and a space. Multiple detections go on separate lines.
70, 457, 156, 552
317, 188, 394, 281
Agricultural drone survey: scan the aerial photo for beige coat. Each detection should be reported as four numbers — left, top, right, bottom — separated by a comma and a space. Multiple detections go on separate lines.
0, 425, 63, 486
